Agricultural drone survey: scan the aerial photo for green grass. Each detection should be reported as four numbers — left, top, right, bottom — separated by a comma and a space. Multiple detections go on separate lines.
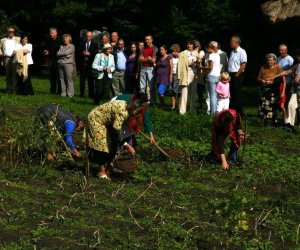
0, 76, 300, 249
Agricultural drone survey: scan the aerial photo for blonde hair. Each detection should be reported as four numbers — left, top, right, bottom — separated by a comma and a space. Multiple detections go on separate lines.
208, 41, 218, 52
62, 33, 72, 43
170, 43, 181, 52
220, 72, 231, 81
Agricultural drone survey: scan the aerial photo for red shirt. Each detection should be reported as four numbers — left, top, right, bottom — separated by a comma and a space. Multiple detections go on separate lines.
211, 109, 242, 156
140, 45, 157, 67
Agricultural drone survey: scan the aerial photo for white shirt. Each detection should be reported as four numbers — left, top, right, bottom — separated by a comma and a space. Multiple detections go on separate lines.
4, 38, 18, 57
14, 43, 33, 65
208, 52, 221, 77
228, 46, 247, 73
187, 50, 198, 72
172, 57, 178, 74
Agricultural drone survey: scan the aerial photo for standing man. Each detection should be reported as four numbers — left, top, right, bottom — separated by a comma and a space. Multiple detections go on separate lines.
110, 31, 119, 51
78, 31, 98, 98
0, 26, 20, 94
112, 38, 127, 96
277, 44, 294, 103
139, 34, 158, 105
228, 35, 247, 117
44, 27, 62, 95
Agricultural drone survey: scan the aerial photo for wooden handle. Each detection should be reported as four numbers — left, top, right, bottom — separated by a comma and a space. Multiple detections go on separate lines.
139, 131, 177, 162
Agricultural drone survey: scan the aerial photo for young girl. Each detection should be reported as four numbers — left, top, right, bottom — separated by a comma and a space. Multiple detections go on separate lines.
216, 72, 231, 112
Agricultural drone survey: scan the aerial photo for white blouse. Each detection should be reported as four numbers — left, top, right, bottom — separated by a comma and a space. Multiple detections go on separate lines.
14, 43, 33, 65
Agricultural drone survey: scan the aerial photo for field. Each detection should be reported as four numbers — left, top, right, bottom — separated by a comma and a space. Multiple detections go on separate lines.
0, 76, 300, 250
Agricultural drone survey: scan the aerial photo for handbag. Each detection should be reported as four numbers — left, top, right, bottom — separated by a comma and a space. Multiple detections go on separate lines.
90, 53, 102, 78
91, 68, 100, 79
164, 85, 176, 97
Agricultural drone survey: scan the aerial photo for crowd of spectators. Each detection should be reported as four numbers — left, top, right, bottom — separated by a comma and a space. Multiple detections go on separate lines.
1, 26, 300, 131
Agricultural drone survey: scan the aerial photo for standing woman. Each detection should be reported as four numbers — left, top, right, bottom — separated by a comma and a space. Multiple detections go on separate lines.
156, 45, 172, 107
200, 41, 221, 115
194, 40, 206, 110
257, 53, 286, 126
57, 34, 75, 97
15, 34, 34, 95
92, 43, 115, 104
125, 41, 139, 94
177, 40, 198, 115
169, 44, 181, 109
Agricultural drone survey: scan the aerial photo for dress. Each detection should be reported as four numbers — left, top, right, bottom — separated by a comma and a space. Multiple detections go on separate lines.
125, 55, 139, 93
258, 64, 283, 122
87, 100, 129, 153
156, 56, 170, 85
15, 43, 34, 95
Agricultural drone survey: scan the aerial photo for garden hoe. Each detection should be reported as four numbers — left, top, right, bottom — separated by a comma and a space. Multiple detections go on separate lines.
139, 131, 178, 162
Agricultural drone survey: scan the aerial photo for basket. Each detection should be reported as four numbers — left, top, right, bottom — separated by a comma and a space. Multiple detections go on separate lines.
115, 153, 137, 173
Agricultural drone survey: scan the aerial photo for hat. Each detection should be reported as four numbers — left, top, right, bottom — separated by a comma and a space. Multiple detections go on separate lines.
103, 43, 112, 50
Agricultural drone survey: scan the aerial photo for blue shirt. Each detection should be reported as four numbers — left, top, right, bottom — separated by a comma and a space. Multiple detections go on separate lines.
116, 50, 126, 71
277, 55, 294, 83
228, 46, 247, 73
64, 120, 76, 150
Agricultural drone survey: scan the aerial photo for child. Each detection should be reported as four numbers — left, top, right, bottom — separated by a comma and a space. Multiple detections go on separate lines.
216, 72, 231, 112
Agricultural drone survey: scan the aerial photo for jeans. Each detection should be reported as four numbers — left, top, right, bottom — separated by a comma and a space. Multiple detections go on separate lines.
207, 75, 219, 115
227, 142, 239, 165
139, 66, 155, 104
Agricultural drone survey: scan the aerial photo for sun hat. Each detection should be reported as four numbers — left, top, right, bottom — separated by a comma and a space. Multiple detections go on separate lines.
103, 43, 112, 50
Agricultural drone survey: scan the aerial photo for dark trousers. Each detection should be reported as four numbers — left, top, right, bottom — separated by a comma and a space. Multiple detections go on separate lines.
94, 76, 113, 105
49, 60, 61, 94
16, 65, 34, 95
80, 63, 95, 98
197, 84, 205, 109
125, 75, 139, 94
229, 73, 244, 116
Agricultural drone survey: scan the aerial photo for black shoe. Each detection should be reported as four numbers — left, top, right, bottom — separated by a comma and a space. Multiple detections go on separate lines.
284, 123, 296, 133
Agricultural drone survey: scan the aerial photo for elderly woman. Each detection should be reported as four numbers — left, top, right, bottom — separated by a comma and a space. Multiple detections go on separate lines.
271, 49, 300, 132
57, 34, 75, 97
86, 99, 144, 180
35, 104, 84, 161
257, 53, 286, 126
92, 43, 115, 104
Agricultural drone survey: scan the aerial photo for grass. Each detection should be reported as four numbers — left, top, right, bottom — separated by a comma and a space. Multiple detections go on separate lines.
0, 75, 300, 249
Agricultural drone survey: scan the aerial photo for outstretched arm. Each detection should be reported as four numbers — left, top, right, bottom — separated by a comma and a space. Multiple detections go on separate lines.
65, 121, 80, 157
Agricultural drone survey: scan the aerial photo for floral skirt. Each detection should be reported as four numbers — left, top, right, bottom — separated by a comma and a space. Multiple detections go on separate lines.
258, 87, 277, 122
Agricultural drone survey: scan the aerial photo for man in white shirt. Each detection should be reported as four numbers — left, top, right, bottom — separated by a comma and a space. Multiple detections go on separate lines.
277, 44, 294, 103
0, 26, 21, 94
228, 35, 247, 117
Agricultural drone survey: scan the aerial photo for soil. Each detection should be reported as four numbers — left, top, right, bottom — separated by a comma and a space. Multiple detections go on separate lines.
160, 147, 186, 161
